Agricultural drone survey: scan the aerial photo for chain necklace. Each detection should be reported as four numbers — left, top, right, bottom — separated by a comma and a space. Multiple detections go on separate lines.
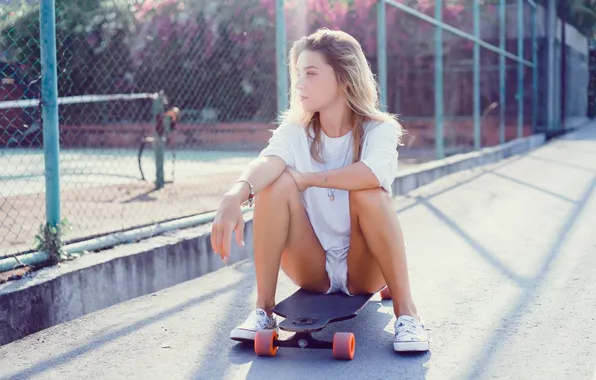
322, 136, 351, 201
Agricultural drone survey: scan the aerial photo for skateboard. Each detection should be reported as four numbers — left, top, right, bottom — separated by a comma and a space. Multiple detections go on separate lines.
249, 287, 392, 360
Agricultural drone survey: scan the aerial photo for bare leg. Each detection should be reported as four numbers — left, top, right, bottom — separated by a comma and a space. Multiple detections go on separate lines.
346, 188, 419, 320
253, 171, 330, 315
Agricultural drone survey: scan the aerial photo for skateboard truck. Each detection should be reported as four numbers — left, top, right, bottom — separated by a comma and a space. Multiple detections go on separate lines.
254, 330, 355, 360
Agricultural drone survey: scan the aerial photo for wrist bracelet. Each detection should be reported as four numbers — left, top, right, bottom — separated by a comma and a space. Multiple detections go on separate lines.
236, 179, 255, 207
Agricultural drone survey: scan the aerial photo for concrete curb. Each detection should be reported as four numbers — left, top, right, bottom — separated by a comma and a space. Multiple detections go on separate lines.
0, 220, 256, 346
0, 132, 547, 346
392, 133, 546, 195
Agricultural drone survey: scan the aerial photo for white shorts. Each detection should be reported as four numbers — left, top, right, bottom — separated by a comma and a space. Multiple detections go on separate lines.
322, 242, 404, 296
324, 247, 352, 296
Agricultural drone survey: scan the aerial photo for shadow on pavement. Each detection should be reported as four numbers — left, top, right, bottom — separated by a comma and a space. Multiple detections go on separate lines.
416, 124, 596, 380
5, 274, 251, 380
460, 176, 596, 379
189, 274, 257, 380
395, 153, 527, 215
486, 171, 578, 203
526, 155, 596, 173
415, 195, 532, 286
400, 124, 596, 379
223, 301, 430, 380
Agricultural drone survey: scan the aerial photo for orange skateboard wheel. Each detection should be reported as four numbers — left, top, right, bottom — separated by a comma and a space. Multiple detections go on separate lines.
254, 330, 278, 357
380, 286, 392, 300
332, 332, 355, 360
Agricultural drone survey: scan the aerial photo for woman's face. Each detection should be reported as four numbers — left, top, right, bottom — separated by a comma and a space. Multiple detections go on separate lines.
294, 50, 343, 113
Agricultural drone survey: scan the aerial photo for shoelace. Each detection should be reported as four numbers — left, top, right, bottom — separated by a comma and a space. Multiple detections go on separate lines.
248, 311, 275, 329
396, 318, 422, 336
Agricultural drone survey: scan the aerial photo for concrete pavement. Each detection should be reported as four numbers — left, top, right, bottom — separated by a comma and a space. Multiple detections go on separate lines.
1, 121, 595, 380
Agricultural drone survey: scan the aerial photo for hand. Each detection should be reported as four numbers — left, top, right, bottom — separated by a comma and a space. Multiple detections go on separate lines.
285, 167, 310, 192
211, 194, 245, 264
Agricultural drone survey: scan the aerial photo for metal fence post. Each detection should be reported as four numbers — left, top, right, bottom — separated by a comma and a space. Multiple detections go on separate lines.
152, 92, 165, 189
435, 0, 444, 159
377, 0, 387, 111
499, 0, 506, 144
531, 5, 538, 133
473, 0, 481, 150
40, 0, 61, 227
546, 0, 556, 132
517, 0, 524, 138
276, 0, 288, 114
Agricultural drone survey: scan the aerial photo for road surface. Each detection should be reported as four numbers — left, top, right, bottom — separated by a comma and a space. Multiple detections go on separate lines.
1, 121, 595, 380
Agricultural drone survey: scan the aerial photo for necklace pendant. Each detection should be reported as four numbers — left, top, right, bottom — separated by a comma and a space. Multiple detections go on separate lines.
329, 194, 335, 201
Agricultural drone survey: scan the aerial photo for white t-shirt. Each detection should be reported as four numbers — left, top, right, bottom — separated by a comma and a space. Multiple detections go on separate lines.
258, 119, 399, 257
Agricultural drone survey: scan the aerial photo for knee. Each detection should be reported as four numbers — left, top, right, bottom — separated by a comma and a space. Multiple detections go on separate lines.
257, 171, 297, 201
349, 188, 390, 209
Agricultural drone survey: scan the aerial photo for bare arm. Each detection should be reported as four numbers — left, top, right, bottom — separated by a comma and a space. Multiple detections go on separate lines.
302, 121, 399, 192
224, 155, 287, 203
212, 155, 286, 263
287, 122, 399, 193
303, 162, 379, 191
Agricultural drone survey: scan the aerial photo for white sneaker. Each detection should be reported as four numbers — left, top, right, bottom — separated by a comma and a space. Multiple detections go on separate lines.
230, 309, 279, 341
393, 315, 430, 352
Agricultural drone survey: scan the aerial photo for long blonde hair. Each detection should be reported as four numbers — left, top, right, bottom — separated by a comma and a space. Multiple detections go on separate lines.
278, 28, 404, 163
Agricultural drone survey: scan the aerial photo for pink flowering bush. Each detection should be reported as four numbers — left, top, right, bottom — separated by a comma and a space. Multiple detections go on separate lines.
126, 0, 488, 120
2, 0, 500, 122
128, 0, 280, 121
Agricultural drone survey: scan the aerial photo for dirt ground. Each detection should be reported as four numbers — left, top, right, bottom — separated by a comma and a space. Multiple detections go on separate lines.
1, 159, 425, 263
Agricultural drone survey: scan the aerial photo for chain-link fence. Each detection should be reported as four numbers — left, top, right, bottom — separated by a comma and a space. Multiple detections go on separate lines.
0, 0, 279, 263
1, 0, 44, 262
0, 0, 586, 270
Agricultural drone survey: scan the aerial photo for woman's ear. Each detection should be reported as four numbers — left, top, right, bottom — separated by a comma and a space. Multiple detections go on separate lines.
342, 81, 350, 93
336, 73, 349, 92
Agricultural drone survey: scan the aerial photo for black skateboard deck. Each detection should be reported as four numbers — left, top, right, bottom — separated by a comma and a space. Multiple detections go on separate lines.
249, 288, 385, 360
272, 288, 374, 333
